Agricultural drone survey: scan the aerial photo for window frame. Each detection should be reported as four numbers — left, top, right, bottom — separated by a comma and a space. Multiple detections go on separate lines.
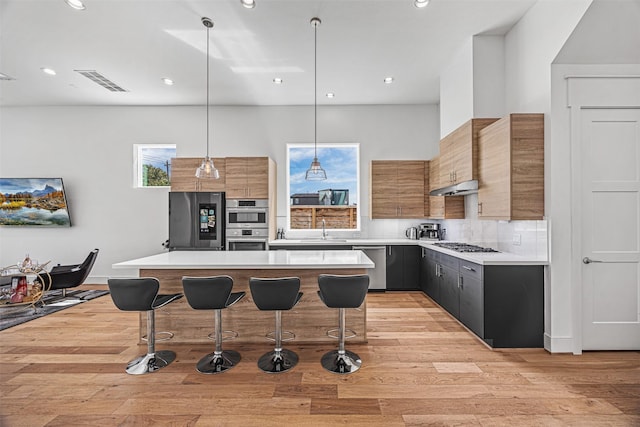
286, 142, 360, 233
133, 144, 176, 188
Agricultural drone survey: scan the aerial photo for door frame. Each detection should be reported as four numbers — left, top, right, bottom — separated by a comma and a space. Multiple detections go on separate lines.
566, 72, 640, 354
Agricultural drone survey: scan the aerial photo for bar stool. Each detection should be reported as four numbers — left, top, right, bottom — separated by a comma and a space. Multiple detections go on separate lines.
317, 274, 369, 374
107, 277, 183, 375
249, 277, 303, 373
181, 276, 245, 374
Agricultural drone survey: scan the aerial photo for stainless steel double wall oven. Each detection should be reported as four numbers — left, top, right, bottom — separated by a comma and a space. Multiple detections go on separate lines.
225, 199, 269, 250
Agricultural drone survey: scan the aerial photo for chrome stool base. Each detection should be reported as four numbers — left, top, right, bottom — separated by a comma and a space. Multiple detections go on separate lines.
321, 349, 362, 374
257, 349, 299, 373
197, 350, 241, 374
126, 350, 176, 375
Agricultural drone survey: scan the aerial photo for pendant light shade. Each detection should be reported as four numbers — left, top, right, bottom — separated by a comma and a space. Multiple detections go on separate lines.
305, 17, 327, 181
195, 17, 220, 180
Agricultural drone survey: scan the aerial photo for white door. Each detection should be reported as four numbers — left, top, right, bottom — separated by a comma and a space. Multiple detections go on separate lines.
581, 108, 640, 350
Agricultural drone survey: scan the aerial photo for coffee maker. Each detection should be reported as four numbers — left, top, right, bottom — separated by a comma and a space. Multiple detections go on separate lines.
419, 223, 440, 240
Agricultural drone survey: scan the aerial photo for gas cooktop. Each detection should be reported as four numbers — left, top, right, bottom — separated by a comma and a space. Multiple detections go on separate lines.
433, 242, 499, 253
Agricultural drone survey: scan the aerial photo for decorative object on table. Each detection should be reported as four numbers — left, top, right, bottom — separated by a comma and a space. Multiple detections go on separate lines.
0, 288, 109, 331
0, 178, 71, 227
1, 257, 52, 308
48, 248, 99, 297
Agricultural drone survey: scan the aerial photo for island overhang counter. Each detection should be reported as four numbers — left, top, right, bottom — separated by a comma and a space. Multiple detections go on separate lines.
112, 250, 374, 344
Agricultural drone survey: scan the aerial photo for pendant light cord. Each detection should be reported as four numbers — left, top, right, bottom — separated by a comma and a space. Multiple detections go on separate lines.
206, 24, 210, 159
314, 21, 317, 158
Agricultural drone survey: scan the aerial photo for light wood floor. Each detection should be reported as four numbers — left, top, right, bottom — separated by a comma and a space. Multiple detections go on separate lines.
1, 286, 638, 427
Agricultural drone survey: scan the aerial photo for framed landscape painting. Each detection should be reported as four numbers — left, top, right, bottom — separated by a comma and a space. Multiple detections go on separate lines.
0, 178, 71, 227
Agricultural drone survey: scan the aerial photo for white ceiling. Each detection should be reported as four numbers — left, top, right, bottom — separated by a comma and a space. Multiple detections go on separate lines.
0, 0, 538, 107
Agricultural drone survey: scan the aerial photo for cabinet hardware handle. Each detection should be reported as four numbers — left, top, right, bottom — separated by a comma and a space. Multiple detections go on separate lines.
388, 246, 392, 256
462, 265, 475, 272
457, 276, 461, 288
582, 257, 604, 264
478, 203, 483, 214
460, 276, 464, 289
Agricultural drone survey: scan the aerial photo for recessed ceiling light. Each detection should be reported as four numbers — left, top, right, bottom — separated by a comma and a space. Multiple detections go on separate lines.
273, 78, 283, 84
414, 0, 429, 8
384, 77, 394, 84
240, 0, 255, 9
65, 0, 86, 10
162, 78, 174, 86
41, 67, 57, 76
326, 93, 335, 99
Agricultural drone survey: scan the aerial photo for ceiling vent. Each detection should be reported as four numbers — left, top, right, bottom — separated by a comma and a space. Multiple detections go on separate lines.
74, 70, 128, 92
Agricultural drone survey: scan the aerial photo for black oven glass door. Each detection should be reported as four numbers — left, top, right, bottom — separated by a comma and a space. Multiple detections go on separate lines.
228, 240, 267, 251
227, 211, 267, 224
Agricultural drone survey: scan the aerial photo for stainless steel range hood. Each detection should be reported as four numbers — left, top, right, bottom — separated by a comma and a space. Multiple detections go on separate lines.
429, 180, 478, 196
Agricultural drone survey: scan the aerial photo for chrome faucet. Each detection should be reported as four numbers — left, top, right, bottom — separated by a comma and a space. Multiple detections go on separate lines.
321, 219, 327, 240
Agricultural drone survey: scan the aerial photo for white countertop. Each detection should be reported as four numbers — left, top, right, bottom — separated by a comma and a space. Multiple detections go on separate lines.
418, 243, 548, 266
112, 250, 375, 270
269, 238, 548, 266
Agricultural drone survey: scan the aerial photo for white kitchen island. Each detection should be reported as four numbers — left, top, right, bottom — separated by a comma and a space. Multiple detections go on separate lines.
113, 250, 374, 344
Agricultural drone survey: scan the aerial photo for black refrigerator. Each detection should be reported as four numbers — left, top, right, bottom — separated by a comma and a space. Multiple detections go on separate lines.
168, 192, 225, 250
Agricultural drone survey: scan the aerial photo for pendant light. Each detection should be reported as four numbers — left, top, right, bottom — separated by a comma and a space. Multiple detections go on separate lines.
305, 17, 327, 181
195, 17, 220, 180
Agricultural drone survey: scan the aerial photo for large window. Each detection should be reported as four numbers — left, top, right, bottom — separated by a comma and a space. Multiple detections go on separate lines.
133, 144, 176, 188
287, 143, 359, 231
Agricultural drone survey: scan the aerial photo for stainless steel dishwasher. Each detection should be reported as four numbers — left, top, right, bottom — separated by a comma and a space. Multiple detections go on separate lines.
352, 246, 386, 291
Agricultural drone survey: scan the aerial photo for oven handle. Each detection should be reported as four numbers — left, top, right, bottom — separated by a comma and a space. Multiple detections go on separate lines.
227, 238, 269, 243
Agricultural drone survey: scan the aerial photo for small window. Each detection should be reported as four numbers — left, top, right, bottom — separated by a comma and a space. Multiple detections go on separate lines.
287, 143, 360, 231
133, 144, 176, 188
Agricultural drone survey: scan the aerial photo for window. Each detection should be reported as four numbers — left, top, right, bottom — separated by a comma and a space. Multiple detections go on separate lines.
287, 143, 359, 230
133, 144, 176, 188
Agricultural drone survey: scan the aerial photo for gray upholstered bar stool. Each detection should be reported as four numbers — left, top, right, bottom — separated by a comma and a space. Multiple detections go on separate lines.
317, 274, 369, 374
181, 276, 245, 374
249, 277, 303, 373
107, 278, 183, 375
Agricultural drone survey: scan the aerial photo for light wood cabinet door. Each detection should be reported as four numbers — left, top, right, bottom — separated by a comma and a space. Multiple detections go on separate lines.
371, 161, 399, 218
170, 157, 226, 192
371, 160, 425, 219
439, 119, 499, 186
397, 161, 425, 218
427, 156, 464, 219
225, 157, 270, 199
478, 114, 544, 220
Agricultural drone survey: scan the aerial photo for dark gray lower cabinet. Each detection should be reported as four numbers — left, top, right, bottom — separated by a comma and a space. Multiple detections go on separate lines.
421, 247, 544, 348
458, 261, 483, 338
386, 245, 420, 290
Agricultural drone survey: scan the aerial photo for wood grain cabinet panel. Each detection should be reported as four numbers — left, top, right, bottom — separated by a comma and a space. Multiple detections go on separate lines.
439, 118, 499, 186
478, 114, 544, 220
225, 157, 271, 199
427, 156, 464, 219
170, 157, 226, 192
371, 160, 425, 219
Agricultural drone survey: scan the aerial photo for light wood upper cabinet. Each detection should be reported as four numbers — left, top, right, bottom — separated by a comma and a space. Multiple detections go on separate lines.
371, 160, 425, 219
170, 157, 226, 192
225, 157, 272, 199
427, 156, 465, 219
477, 113, 544, 220
439, 118, 499, 187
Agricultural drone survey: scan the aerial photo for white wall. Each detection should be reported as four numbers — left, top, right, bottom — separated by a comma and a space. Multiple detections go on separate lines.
473, 35, 506, 118
0, 104, 439, 280
504, 0, 592, 113
439, 39, 474, 137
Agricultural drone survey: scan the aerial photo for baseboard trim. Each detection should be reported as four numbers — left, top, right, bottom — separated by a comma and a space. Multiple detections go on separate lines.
545, 333, 577, 354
